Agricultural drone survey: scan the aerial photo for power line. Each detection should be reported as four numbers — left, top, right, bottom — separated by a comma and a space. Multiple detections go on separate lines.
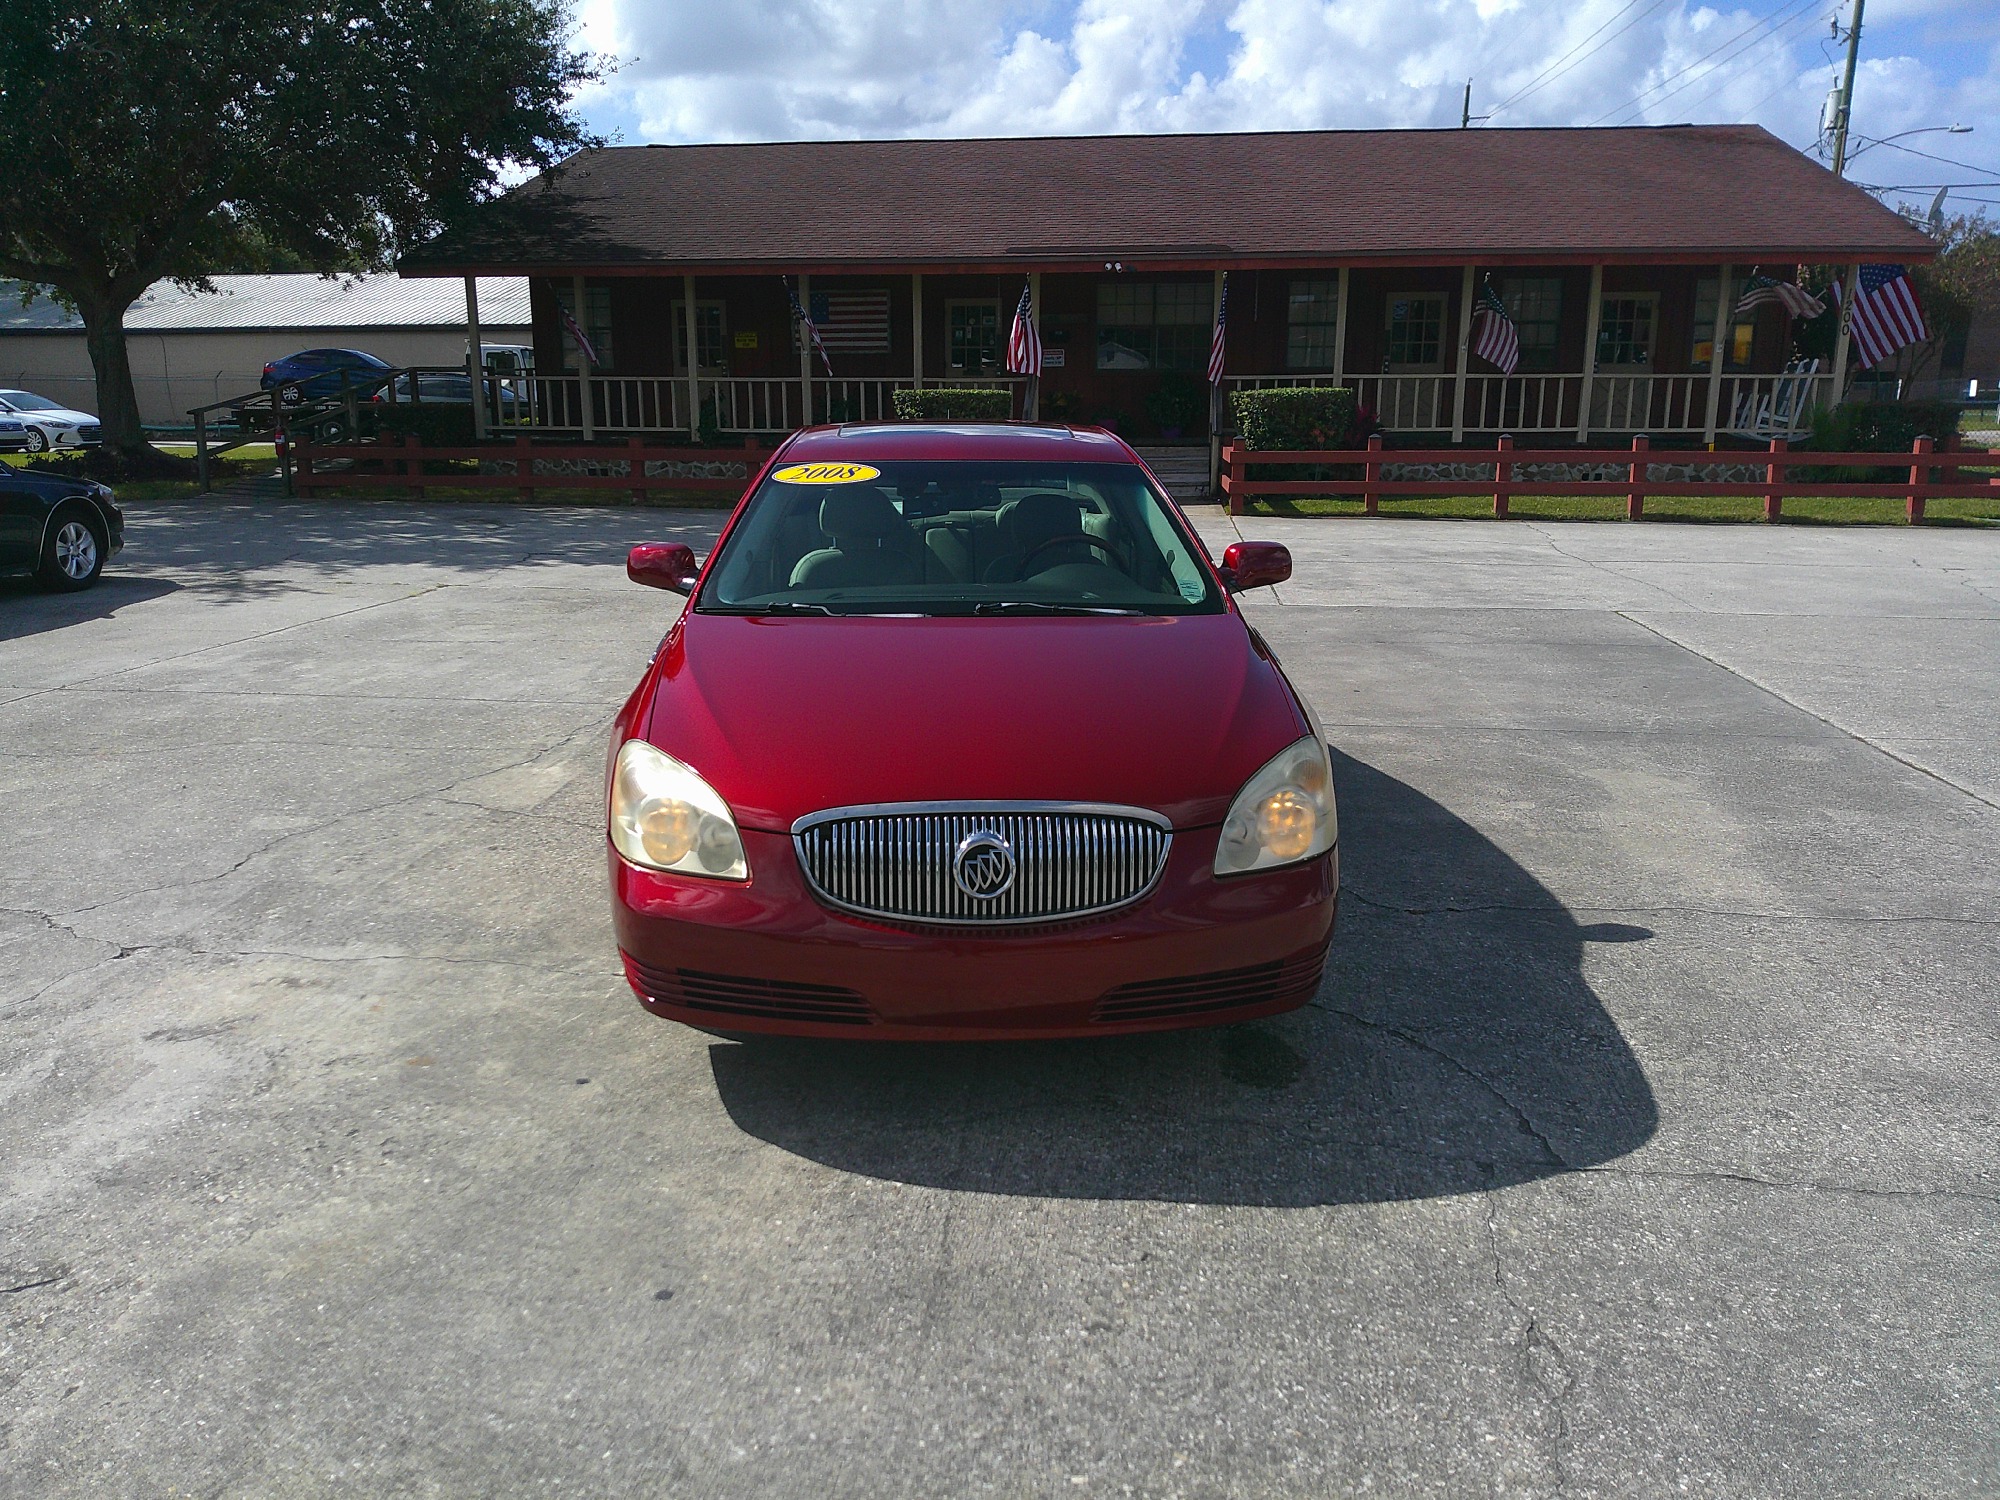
1667, 7, 1827, 119
1486, 0, 1674, 119
1858, 138, 2000, 178
1591, 0, 1819, 125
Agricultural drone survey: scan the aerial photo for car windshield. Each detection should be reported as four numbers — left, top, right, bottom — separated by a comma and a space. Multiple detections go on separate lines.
0, 391, 64, 412
697, 459, 1223, 616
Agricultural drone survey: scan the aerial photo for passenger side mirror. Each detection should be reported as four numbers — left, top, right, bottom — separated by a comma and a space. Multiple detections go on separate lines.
1219, 540, 1291, 593
627, 542, 700, 595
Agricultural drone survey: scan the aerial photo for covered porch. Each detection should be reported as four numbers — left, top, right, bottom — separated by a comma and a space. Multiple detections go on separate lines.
473, 258, 1854, 449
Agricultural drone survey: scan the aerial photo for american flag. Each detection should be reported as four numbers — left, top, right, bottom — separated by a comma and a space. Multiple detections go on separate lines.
1838, 263, 1930, 369
1207, 273, 1229, 385
1470, 282, 1519, 375
1735, 272, 1825, 321
784, 278, 833, 375
558, 299, 598, 367
810, 289, 891, 352
1005, 280, 1041, 377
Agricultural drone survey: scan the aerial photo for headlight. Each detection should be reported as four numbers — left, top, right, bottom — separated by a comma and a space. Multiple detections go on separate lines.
1214, 735, 1338, 876
608, 739, 747, 879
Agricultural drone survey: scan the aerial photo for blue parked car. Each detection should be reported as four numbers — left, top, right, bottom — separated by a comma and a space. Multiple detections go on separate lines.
260, 348, 392, 404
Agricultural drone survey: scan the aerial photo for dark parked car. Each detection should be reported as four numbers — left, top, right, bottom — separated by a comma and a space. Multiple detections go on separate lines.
0, 417, 29, 453
0, 466, 124, 590
373, 371, 526, 415
260, 348, 392, 403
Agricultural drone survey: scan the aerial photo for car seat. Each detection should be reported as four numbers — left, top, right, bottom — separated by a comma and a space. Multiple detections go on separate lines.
789, 489, 926, 590
982, 492, 1098, 582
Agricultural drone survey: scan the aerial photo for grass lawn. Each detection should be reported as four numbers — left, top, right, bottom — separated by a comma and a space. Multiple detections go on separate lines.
3, 449, 278, 503
1241, 492, 2000, 525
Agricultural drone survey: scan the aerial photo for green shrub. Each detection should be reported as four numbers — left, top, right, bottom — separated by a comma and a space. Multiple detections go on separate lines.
369, 402, 475, 445
1230, 386, 1357, 451
1803, 400, 1964, 481
891, 387, 1013, 421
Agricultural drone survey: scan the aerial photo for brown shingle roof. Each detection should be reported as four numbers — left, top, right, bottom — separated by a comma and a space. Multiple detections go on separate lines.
401, 125, 1932, 276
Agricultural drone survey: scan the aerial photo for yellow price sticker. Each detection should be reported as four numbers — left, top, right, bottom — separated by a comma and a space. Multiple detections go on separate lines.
772, 462, 881, 485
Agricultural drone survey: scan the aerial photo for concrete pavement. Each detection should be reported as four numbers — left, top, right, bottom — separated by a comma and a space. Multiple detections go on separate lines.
3, 499, 1995, 1496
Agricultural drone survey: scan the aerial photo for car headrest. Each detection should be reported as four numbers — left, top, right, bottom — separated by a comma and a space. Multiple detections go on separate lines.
820, 488, 907, 542
1000, 492, 1084, 553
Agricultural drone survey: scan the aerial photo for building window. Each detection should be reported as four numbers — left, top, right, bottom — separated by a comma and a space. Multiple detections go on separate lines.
1691, 278, 1755, 370
1596, 294, 1657, 369
1384, 293, 1445, 371
1097, 281, 1213, 371
1496, 277, 1563, 372
947, 301, 1001, 371
557, 284, 615, 371
672, 301, 728, 373
1286, 279, 1341, 369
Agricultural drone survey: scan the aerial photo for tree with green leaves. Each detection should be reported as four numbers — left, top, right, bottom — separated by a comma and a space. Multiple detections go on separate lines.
0, 0, 600, 458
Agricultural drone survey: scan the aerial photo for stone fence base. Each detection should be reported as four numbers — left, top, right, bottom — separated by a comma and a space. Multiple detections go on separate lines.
1380, 459, 1768, 485
478, 457, 751, 481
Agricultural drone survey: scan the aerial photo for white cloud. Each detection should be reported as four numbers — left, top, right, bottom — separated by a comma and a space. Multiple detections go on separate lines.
574, 0, 2000, 210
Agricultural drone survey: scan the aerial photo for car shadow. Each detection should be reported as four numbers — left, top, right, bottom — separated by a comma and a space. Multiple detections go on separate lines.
707, 749, 1659, 1207
0, 573, 181, 641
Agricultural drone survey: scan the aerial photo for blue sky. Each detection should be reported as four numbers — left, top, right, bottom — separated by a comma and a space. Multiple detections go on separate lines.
569, 0, 2000, 217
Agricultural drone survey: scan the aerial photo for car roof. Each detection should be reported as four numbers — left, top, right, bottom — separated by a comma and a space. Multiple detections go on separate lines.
777, 423, 1140, 465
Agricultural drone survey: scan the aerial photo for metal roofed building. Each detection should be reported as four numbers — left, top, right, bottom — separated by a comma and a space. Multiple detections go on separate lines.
0, 273, 530, 427
397, 125, 1934, 449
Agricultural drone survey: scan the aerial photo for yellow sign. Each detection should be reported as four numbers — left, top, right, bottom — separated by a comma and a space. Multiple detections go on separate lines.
772, 462, 881, 485
733, 331, 758, 349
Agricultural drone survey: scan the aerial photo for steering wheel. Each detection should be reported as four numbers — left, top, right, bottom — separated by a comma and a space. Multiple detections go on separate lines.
1017, 532, 1127, 576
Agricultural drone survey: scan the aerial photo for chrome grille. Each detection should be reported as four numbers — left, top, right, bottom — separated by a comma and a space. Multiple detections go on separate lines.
793, 802, 1172, 925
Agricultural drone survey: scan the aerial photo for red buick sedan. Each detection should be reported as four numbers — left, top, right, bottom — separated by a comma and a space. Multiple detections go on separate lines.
608, 423, 1337, 1039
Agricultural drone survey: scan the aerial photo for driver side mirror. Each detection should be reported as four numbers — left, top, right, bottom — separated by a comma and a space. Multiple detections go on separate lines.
627, 542, 700, 595
1219, 540, 1291, 593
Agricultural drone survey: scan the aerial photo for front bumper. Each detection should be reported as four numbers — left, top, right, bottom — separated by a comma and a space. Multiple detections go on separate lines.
612, 826, 1337, 1040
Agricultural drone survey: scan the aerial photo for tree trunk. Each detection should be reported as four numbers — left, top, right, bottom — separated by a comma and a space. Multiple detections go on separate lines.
75, 289, 147, 455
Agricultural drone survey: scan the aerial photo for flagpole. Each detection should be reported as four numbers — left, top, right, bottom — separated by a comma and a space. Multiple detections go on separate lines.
1209, 269, 1226, 499
1025, 271, 1042, 420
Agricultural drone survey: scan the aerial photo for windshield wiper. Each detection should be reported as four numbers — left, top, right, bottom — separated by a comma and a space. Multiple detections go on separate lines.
970, 601, 1144, 616
701, 601, 836, 616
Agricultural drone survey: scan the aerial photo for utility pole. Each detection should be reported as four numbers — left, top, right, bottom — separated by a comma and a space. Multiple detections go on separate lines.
1829, 0, 1865, 177
1462, 80, 1472, 129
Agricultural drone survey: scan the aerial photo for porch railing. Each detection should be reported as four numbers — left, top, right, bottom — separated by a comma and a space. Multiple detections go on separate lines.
498, 374, 1027, 436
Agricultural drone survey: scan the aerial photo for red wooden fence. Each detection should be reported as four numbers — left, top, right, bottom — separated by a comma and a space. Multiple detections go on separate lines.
1221, 435, 1997, 523
292, 434, 765, 502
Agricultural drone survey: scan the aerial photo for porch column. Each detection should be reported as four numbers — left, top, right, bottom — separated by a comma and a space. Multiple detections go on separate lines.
1575, 264, 1604, 441
1701, 263, 1733, 445
1025, 270, 1042, 420
911, 274, 923, 389
1450, 264, 1476, 442
1829, 260, 1860, 406
572, 274, 593, 440
464, 276, 486, 439
798, 273, 814, 427
682, 274, 701, 439
1331, 266, 1349, 387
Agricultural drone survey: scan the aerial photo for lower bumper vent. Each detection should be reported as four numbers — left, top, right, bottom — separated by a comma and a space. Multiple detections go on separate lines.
1090, 949, 1325, 1025
622, 954, 875, 1026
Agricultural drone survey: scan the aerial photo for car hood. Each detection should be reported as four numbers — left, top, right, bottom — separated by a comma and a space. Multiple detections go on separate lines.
642, 612, 1309, 832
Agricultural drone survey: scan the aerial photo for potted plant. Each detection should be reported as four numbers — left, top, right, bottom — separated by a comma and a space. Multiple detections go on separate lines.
1144, 372, 1206, 442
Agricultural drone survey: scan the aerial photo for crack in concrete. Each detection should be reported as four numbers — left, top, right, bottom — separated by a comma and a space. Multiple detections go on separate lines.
0, 1276, 64, 1296
1483, 1193, 1577, 1490
1614, 610, 2000, 813
0, 582, 454, 713
1520, 522, 1706, 615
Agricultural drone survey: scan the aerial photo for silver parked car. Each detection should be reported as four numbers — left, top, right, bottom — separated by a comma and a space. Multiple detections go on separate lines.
0, 391, 102, 452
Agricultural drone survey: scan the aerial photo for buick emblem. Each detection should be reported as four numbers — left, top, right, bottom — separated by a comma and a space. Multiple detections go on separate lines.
953, 829, 1016, 900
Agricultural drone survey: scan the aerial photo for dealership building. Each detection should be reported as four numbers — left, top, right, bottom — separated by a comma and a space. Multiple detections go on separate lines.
397, 124, 1933, 464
